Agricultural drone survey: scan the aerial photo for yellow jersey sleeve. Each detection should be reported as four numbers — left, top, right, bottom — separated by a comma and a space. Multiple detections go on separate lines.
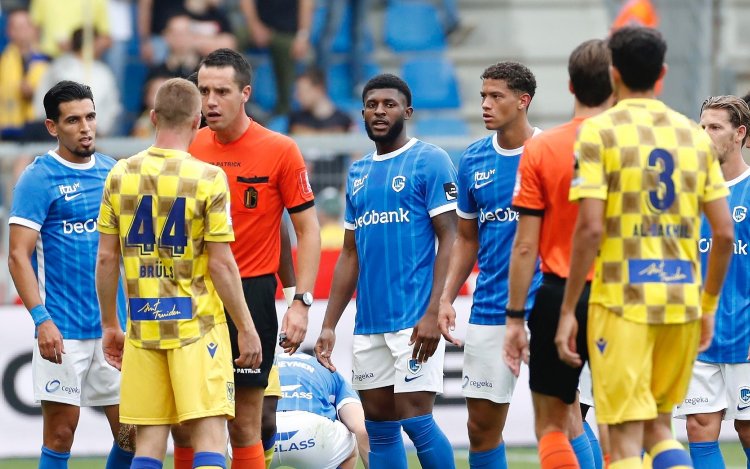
205, 170, 235, 243
571, 120, 608, 201
98, 162, 121, 235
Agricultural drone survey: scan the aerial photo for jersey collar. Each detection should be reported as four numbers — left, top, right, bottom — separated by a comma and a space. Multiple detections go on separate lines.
726, 166, 750, 187
616, 98, 668, 112
373, 137, 418, 161
492, 127, 542, 156
49, 150, 96, 170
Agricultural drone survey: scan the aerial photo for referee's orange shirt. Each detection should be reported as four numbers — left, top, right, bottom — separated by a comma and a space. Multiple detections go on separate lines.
190, 121, 315, 277
512, 117, 594, 281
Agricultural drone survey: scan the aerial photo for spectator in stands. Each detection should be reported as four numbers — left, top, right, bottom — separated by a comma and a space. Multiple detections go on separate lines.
137, 0, 186, 65
104, 0, 134, 104
183, 0, 237, 56
0, 8, 48, 141
145, 15, 200, 81
29, 0, 111, 58
34, 28, 121, 136
130, 74, 170, 139
317, 187, 345, 249
289, 67, 353, 192
433, 0, 473, 44
240, 0, 314, 115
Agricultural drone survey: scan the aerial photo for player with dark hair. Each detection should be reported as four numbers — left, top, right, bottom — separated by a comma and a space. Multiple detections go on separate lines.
556, 26, 734, 469
505, 39, 613, 469
437, 61, 541, 469
8, 80, 134, 469
674, 95, 750, 468
316, 73, 458, 469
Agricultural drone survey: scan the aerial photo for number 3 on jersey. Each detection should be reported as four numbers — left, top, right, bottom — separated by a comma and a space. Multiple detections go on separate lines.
126, 195, 188, 256
648, 149, 676, 212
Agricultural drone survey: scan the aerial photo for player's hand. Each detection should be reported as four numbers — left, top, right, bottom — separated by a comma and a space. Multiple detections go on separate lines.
250, 22, 272, 48
102, 326, 124, 370
410, 309, 441, 363
502, 319, 528, 377
555, 310, 582, 368
698, 313, 715, 353
438, 300, 462, 347
236, 328, 263, 369
315, 327, 337, 372
280, 303, 308, 354
139, 41, 154, 64
37, 320, 65, 364
291, 35, 309, 60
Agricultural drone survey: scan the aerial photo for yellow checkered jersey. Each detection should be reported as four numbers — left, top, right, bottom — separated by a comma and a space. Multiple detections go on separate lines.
571, 99, 728, 325
98, 146, 235, 349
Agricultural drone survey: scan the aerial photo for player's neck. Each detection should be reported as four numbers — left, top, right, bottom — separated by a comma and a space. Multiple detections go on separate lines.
573, 99, 612, 120
55, 146, 91, 164
721, 152, 750, 181
375, 133, 410, 155
154, 129, 192, 152
616, 86, 656, 102
215, 114, 251, 144
495, 120, 533, 150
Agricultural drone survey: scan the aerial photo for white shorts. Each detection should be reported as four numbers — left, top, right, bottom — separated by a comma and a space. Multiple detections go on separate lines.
674, 361, 750, 421
579, 363, 594, 408
352, 329, 445, 393
272, 411, 356, 469
462, 324, 518, 403
33, 338, 120, 406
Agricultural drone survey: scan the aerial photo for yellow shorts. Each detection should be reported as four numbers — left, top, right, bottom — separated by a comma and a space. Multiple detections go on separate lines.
119, 324, 235, 425
587, 303, 700, 425
264, 364, 281, 397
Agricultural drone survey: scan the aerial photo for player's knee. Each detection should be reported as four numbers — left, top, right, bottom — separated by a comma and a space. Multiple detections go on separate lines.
734, 420, 750, 445
261, 415, 277, 442
171, 423, 192, 448
44, 423, 76, 450
467, 417, 501, 448
686, 414, 715, 441
228, 417, 257, 446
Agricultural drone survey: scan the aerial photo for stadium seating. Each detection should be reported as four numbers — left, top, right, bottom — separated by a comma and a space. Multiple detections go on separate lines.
402, 56, 461, 109
251, 59, 278, 113
384, 1, 446, 53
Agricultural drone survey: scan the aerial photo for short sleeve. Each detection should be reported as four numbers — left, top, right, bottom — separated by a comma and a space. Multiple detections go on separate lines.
343, 167, 356, 230
278, 139, 315, 213
456, 152, 477, 219
570, 121, 608, 201
97, 166, 120, 235
333, 371, 360, 411
511, 141, 545, 215
702, 140, 729, 203
9, 160, 53, 231
422, 147, 458, 218
204, 170, 235, 242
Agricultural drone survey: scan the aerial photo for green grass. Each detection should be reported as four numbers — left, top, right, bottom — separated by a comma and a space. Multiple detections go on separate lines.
0, 443, 746, 468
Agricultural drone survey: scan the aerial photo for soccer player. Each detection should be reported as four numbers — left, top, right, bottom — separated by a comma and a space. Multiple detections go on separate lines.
503, 39, 613, 469
96, 77, 262, 469
179, 48, 321, 469
673, 95, 750, 468
272, 351, 369, 469
555, 26, 734, 469
7, 80, 134, 469
436, 61, 541, 469
315, 73, 458, 469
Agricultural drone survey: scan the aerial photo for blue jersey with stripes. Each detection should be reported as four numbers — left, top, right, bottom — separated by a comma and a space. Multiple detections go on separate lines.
698, 167, 750, 364
344, 138, 458, 334
9, 151, 126, 339
456, 132, 543, 325
276, 353, 360, 421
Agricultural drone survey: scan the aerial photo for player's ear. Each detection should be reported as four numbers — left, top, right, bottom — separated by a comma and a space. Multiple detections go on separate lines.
44, 118, 58, 138
242, 85, 251, 104
568, 80, 574, 96
150, 109, 157, 127
519, 93, 532, 111
404, 106, 414, 120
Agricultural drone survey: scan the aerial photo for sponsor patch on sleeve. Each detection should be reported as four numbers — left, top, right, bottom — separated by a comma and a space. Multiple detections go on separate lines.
443, 182, 457, 201
297, 169, 313, 197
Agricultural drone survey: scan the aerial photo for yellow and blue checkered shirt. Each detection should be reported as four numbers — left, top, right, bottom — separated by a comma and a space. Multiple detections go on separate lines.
98, 146, 235, 349
571, 99, 728, 325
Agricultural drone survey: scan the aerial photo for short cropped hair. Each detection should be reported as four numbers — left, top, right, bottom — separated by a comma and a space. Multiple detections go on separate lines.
43, 80, 94, 122
199, 48, 252, 89
481, 62, 537, 99
609, 26, 666, 92
701, 95, 750, 145
154, 78, 201, 129
361, 73, 412, 107
568, 39, 612, 107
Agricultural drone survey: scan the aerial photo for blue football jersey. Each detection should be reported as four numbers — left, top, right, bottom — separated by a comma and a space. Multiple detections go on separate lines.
276, 353, 360, 421
698, 168, 750, 364
9, 151, 125, 339
456, 132, 543, 325
344, 138, 458, 334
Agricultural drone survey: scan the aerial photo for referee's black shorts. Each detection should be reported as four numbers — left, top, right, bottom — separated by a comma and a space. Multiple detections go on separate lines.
528, 273, 590, 404
227, 274, 278, 388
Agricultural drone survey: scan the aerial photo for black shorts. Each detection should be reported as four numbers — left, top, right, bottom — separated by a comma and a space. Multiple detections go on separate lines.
528, 273, 590, 404
227, 274, 279, 388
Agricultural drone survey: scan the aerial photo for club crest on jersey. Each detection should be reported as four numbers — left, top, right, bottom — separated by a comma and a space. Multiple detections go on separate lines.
392, 175, 406, 192
407, 358, 422, 374
740, 387, 750, 404
734, 206, 747, 223
595, 337, 607, 354
227, 382, 235, 403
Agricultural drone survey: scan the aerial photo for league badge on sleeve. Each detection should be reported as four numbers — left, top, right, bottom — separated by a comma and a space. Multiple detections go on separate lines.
443, 182, 457, 201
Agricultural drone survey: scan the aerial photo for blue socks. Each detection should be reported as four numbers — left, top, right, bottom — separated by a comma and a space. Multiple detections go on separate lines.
193, 451, 226, 469
468, 442, 507, 469
105, 441, 135, 469
262, 434, 277, 451
401, 414, 455, 469
571, 432, 596, 469
744, 445, 750, 469
365, 419, 408, 469
39, 446, 70, 469
689, 441, 724, 469
130, 456, 163, 469
583, 421, 604, 469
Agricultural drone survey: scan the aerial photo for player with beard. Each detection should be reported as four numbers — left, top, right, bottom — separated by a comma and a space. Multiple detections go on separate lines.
315, 73, 458, 469
8, 80, 134, 469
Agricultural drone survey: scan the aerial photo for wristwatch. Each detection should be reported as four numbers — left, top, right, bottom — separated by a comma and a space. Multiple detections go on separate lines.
293, 291, 314, 306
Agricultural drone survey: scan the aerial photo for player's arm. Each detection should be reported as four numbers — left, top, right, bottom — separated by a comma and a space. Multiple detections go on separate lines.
503, 213, 542, 377
278, 216, 297, 307
555, 197, 605, 367
411, 210, 458, 363
95, 232, 125, 370
338, 401, 369, 469
8, 224, 65, 364
701, 196, 733, 352
315, 229, 358, 372
136, 0, 155, 63
239, 0, 272, 47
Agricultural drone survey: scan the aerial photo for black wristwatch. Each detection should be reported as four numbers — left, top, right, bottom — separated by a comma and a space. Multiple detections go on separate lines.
505, 308, 526, 319
293, 291, 314, 306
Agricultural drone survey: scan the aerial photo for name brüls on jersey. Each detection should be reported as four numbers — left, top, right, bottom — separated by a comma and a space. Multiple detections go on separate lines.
355, 208, 410, 228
